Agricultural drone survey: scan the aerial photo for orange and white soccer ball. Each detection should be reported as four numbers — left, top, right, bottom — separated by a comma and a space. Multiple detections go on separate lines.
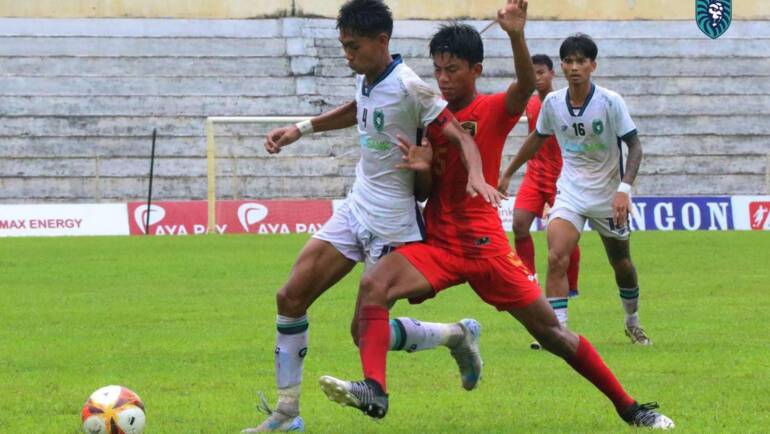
81, 385, 146, 434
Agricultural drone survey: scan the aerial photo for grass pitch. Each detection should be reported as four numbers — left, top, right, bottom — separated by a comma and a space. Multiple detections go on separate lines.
1, 231, 768, 433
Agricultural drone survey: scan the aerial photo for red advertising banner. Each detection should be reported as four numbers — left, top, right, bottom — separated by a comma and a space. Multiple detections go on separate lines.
127, 200, 334, 235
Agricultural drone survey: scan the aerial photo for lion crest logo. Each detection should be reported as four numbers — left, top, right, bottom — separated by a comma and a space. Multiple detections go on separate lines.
696, 0, 731, 39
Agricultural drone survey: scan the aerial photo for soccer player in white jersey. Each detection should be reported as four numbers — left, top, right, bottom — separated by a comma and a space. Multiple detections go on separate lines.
243, 1, 503, 432
501, 33, 652, 345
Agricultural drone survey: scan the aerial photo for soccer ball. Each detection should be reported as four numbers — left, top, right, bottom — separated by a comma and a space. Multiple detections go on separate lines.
81, 385, 146, 434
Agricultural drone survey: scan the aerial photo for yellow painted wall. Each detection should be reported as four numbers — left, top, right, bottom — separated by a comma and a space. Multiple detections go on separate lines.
0, 0, 767, 19
300, 0, 768, 20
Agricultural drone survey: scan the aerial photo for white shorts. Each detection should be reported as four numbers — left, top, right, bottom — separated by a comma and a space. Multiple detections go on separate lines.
548, 204, 630, 240
313, 200, 409, 269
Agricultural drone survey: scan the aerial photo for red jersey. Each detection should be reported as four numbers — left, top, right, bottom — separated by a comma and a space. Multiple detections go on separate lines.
423, 93, 520, 258
523, 94, 562, 191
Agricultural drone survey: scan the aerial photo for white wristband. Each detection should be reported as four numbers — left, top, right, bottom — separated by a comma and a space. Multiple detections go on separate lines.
617, 182, 633, 194
295, 119, 314, 136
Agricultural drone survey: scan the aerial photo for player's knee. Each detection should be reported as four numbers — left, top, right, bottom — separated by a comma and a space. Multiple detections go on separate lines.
547, 250, 570, 274
276, 285, 308, 317
512, 218, 530, 238
610, 256, 634, 274
359, 273, 388, 303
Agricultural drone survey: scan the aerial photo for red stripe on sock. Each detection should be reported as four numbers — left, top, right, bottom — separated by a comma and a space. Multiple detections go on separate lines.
515, 235, 536, 274
566, 335, 636, 412
358, 305, 390, 392
567, 244, 581, 292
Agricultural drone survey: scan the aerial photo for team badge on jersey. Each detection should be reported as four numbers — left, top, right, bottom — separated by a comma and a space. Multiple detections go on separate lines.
374, 108, 385, 132
696, 0, 731, 39
592, 119, 604, 135
461, 121, 477, 137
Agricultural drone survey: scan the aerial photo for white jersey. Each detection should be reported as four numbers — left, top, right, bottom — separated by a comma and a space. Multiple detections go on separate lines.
536, 83, 637, 217
348, 55, 447, 242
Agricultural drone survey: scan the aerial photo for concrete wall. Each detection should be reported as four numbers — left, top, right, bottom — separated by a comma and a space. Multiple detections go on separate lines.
1, 18, 769, 203
1, 0, 768, 19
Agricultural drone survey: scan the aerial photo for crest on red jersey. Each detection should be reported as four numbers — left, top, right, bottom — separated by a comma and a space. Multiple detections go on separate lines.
461, 121, 477, 137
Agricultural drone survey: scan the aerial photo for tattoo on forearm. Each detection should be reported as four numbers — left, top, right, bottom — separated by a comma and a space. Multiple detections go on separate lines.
623, 135, 643, 184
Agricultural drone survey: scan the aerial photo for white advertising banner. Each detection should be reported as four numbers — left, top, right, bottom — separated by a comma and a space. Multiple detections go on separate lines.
0, 204, 129, 237
730, 196, 770, 230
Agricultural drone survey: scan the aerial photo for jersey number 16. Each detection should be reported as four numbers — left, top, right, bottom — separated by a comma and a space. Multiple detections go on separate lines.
572, 122, 586, 136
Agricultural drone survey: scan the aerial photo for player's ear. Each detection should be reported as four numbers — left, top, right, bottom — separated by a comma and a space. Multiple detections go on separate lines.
471, 62, 483, 78
377, 32, 389, 47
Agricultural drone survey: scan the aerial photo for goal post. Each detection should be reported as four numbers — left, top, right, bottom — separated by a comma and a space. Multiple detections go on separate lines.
203, 114, 528, 234
204, 116, 310, 233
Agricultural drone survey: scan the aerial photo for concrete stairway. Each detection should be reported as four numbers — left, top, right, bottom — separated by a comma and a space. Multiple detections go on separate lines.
0, 18, 768, 202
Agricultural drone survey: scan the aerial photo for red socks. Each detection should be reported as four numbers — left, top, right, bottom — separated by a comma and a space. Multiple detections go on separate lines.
566, 335, 636, 412
514, 235, 536, 274
567, 244, 581, 292
358, 305, 390, 392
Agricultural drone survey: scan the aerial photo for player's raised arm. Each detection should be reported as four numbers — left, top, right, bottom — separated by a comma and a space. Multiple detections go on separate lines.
498, 130, 545, 194
264, 101, 357, 154
434, 112, 506, 206
497, 0, 535, 116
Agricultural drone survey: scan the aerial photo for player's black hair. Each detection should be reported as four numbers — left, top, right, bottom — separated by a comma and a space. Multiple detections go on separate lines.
336, 0, 393, 38
429, 23, 484, 65
559, 33, 598, 61
531, 54, 554, 70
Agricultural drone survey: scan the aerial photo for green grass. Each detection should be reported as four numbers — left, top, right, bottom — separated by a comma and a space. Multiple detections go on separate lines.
1, 232, 769, 433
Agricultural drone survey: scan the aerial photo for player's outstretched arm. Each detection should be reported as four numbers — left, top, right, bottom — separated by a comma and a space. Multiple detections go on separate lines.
440, 116, 505, 206
264, 101, 357, 154
498, 130, 545, 194
497, 0, 535, 116
613, 133, 643, 227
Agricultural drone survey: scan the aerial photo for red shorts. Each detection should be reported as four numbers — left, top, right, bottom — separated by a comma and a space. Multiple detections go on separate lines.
514, 175, 556, 216
396, 242, 541, 311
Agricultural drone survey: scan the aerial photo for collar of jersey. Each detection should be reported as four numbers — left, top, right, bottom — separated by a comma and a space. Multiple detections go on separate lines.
565, 83, 595, 117
361, 54, 403, 97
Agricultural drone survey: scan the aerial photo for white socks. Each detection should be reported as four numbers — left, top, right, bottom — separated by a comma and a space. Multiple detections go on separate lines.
619, 287, 640, 327
274, 315, 308, 416
389, 317, 463, 352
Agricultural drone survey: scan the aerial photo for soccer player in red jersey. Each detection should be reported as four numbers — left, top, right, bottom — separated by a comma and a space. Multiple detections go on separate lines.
245, 0, 504, 431
499, 54, 581, 303
319, 0, 674, 429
